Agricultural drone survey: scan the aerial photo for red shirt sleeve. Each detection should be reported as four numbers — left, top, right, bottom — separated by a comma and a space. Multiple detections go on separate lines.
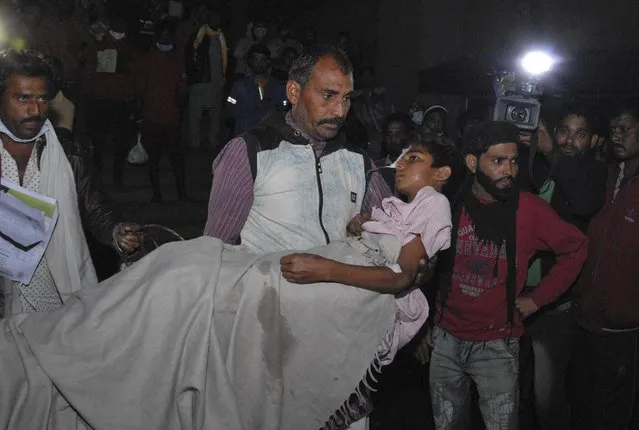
526, 195, 589, 307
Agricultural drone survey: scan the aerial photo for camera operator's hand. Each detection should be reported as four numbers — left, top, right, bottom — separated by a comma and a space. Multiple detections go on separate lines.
519, 131, 533, 147
591, 133, 606, 161
536, 122, 554, 154
519, 122, 553, 155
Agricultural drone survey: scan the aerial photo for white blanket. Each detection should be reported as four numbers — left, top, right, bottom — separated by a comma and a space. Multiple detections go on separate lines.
0, 237, 399, 430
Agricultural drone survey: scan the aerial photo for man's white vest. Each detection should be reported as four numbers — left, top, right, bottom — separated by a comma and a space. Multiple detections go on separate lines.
239, 125, 368, 253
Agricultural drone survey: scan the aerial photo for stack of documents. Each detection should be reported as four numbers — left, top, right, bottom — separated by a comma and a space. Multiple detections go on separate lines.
0, 178, 58, 285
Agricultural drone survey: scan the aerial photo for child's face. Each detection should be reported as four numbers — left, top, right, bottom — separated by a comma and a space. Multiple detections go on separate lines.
395, 145, 445, 200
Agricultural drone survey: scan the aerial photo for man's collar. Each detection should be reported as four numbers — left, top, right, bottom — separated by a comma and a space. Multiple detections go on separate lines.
284, 111, 329, 148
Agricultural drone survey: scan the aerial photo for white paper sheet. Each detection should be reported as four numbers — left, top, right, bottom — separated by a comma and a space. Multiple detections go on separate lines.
0, 178, 58, 285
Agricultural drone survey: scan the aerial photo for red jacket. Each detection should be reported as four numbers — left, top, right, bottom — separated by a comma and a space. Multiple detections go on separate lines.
84, 35, 137, 102
436, 192, 588, 341
136, 50, 187, 127
574, 165, 639, 331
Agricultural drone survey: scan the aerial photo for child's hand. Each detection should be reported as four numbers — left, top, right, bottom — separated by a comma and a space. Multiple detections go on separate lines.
280, 253, 334, 284
413, 255, 438, 287
515, 297, 540, 319
347, 213, 371, 236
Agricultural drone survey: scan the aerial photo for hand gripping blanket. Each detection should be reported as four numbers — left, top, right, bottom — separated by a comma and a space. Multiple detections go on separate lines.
0, 235, 425, 430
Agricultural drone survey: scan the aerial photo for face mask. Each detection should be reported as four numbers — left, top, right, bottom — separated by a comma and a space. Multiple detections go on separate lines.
411, 111, 424, 126
109, 30, 126, 40
0, 119, 50, 143
156, 42, 174, 52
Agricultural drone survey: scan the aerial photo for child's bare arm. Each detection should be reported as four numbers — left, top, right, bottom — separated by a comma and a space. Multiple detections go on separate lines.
280, 237, 426, 294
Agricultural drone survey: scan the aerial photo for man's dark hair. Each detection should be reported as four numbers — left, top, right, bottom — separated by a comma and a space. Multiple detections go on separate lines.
247, 43, 271, 59
0, 49, 54, 97
410, 133, 465, 201
556, 103, 594, 133
288, 45, 353, 87
194, 5, 209, 25
382, 112, 414, 134
455, 109, 486, 133
463, 121, 520, 157
612, 98, 639, 121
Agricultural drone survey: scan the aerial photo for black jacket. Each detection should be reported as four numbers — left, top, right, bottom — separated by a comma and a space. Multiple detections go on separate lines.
518, 147, 608, 234
36, 132, 121, 247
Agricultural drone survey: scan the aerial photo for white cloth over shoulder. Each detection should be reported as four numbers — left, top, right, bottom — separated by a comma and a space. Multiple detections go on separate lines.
0, 120, 97, 315
363, 186, 452, 258
38, 122, 98, 300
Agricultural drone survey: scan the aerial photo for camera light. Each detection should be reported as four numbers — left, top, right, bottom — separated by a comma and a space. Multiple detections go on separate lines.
520, 51, 553, 76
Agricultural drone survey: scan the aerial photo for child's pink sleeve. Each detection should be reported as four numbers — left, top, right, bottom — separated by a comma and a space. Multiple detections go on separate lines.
409, 194, 452, 258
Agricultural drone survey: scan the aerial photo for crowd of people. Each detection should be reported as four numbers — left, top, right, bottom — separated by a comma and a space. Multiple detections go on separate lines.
0, 0, 638, 430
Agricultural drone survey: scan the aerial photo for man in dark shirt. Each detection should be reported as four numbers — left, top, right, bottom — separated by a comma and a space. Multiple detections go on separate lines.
184, 8, 226, 149
518, 106, 607, 430
226, 43, 287, 136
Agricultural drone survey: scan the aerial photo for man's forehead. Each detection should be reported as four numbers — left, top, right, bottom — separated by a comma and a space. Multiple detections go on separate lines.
561, 115, 588, 128
6, 75, 48, 92
486, 142, 518, 156
250, 53, 268, 61
617, 113, 637, 125
309, 57, 353, 91
407, 145, 428, 154
8, 75, 47, 85
388, 121, 405, 130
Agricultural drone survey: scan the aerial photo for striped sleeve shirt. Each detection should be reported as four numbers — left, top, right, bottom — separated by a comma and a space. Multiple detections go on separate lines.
203, 137, 392, 244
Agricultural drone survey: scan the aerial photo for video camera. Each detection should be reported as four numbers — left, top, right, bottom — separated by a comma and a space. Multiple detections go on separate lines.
492, 51, 554, 131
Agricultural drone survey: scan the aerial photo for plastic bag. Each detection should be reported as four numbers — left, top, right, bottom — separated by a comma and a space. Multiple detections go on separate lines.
127, 134, 148, 165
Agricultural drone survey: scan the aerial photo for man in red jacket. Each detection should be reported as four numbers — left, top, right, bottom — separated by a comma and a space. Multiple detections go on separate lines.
423, 121, 588, 430
84, 17, 137, 189
136, 24, 188, 202
570, 101, 639, 430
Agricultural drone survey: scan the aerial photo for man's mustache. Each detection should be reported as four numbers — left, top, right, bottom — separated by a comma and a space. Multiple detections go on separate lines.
21, 116, 45, 124
496, 176, 514, 184
318, 118, 345, 127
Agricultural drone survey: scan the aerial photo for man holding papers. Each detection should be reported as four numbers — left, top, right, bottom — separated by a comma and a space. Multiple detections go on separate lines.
0, 49, 140, 316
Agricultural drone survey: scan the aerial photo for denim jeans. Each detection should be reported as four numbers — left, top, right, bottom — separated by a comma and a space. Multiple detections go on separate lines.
570, 323, 639, 430
429, 326, 520, 430
525, 304, 574, 430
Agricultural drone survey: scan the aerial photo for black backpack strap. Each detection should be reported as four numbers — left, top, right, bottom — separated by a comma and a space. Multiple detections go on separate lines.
242, 130, 262, 182
241, 126, 284, 182
362, 152, 373, 194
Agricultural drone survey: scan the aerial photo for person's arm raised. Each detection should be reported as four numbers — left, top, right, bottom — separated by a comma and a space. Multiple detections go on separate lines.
280, 236, 426, 294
